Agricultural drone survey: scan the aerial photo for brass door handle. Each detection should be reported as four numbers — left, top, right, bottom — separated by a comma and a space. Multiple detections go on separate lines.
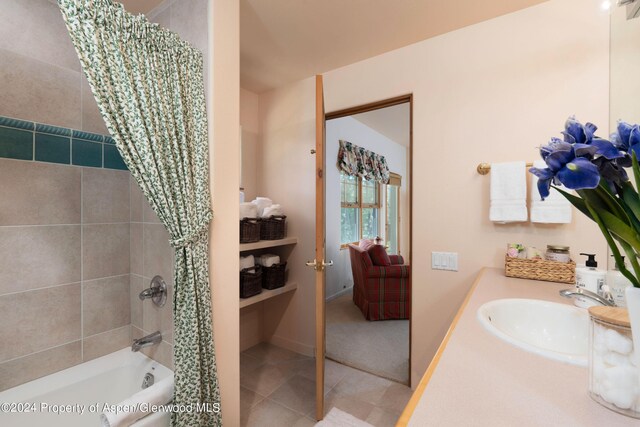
305, 259, 333, 271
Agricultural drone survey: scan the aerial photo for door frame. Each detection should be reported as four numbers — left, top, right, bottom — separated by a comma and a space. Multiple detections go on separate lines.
325, 94, 414, 387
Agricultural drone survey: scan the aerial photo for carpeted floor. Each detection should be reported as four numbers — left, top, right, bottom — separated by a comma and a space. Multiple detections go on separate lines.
325, 292, 409, 385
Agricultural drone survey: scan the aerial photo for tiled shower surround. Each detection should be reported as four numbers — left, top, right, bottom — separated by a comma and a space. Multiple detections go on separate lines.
0, 156, 175, 391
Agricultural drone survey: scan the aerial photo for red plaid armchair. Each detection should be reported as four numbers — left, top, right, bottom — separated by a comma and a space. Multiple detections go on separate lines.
347, 244, 411, 321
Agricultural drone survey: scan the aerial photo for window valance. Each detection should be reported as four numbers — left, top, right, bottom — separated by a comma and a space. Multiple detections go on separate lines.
337, 140, 390, 184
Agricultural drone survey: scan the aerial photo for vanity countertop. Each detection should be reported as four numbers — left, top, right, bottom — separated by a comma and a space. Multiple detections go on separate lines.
398, 267, 638, 426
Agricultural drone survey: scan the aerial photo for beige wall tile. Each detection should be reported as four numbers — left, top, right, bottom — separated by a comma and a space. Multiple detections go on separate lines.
0, 49, 81, 129
143, 198, 162, 223
130, 223, 143, 276
83, 326, 131, 362
83, 275, 130, 337
142, 276, 173, 344
81, 74, 109, 135
130, 177, 144, 222
0, 225, 81, 295
0, 0, 81, 72
0, 283, 81, 362
0, 159, 81, 226
82, 168, 130, 224
130, 275, 144, 328
82, 223, 130, 280
143, 223, 174, 282
0, 341, 81, 392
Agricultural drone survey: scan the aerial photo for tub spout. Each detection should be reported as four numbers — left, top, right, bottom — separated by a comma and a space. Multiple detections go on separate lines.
132, 331, 162, 352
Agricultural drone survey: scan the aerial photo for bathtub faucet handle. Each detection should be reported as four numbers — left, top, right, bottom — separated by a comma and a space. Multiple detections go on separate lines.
139, 276, 167, 307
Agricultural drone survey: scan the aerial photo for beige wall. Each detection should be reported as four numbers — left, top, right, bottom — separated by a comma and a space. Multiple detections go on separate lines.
210, 1, 241, 426
241, 88, 261, 202
259, 0, 610, 387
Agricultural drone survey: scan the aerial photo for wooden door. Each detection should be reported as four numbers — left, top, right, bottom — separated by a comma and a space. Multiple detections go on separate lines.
314, 74, 328, 420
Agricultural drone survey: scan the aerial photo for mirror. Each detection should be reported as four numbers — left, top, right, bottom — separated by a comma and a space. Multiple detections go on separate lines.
610, 3, 640, 128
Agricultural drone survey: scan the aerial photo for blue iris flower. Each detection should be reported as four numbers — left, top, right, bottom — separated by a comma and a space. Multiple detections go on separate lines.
611, 120, 640, 158
564, 116, 623, 160
530, 140, 600, 200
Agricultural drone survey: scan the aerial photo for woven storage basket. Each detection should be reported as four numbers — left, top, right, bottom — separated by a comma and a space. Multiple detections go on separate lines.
504, 256, 576, 284
262, 262, 287, 290
240, 218, 260, 243
259, 215, 286, 240
240, 265, 262, 298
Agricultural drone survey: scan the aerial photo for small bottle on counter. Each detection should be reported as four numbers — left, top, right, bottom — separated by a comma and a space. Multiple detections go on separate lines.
545, 245, 571, 263
575, 253, 606, 308
607, 256, 633, 308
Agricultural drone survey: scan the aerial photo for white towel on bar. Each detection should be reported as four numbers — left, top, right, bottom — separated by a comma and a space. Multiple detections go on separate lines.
240, 255, 255, 271
100, 375, 174, 427
240, 202, 258, 219
489, 161, 527, 223
530, 160, 572, 224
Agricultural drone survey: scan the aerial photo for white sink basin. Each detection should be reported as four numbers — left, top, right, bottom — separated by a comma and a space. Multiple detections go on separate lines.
477, 298, 589, 367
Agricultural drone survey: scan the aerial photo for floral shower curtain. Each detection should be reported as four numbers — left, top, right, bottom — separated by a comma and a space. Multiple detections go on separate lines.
338, 139, 390, 183
57, 1, 220, 425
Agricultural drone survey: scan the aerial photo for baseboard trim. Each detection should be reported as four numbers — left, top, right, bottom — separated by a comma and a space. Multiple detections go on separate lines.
268, 335, 315, 357
326, 286, 353, 302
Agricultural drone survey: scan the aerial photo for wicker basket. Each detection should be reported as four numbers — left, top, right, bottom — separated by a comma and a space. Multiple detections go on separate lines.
240, 265, 262, 298
262, 262, 287, 290
240, 218, 260, 243
504, 256, 576, 284
259, 215, 286, 240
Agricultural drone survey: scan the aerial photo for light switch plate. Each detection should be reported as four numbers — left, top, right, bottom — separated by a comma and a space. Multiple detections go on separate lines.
432, 252, 459, 271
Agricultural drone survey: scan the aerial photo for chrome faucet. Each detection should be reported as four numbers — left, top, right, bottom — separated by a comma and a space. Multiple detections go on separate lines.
559, 288, 615, 307
132, 331, 162, 352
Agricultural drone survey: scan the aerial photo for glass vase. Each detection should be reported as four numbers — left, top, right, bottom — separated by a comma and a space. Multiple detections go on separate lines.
589, 308, 640, 419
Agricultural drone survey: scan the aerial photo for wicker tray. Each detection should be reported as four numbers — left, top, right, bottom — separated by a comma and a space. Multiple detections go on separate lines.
259, 215, 286, 240
504, 255, 576, 284
240, 265, 262, 298
240, 218, 260, 243
262, 262, 287, 290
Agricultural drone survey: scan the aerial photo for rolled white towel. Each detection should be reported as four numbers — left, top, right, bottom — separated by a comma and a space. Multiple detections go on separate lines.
240, 202, 258, 219
251, 197, 273, 217
257, 254, 280, 267
101, 375, 174, 427
262, 204, 284, 218
240, 255, 255, 271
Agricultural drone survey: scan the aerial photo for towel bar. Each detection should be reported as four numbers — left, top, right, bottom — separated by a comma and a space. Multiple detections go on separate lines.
477, 162, 534, 175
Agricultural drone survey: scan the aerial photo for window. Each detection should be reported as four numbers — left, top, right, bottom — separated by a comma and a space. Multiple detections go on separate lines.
385, 173, 401, 255
340, 172, 380, 245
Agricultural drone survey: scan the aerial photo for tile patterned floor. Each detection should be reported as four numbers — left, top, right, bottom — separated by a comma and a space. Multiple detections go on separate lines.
240, 343, 413, 427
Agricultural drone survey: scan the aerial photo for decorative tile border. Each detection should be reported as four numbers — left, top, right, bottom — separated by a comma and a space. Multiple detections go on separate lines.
0, 115, 127, 170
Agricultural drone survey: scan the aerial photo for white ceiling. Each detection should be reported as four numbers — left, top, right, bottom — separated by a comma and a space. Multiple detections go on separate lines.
241, 0, 548, 93
352, 103, 410, 148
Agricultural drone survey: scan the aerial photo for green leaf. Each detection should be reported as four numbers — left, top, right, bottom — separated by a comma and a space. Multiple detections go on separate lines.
618, 240, 640, 285
633, 152, 640, 191
585, 200, 640, 287
598, 210, 640, 253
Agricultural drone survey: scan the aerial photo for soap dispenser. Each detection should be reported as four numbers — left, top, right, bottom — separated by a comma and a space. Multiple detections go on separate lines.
575, 253, 606, 308
607, 255, 633, 308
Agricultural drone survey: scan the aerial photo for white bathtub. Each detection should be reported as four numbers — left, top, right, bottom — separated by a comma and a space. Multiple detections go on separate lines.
0, 348, 173, 426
